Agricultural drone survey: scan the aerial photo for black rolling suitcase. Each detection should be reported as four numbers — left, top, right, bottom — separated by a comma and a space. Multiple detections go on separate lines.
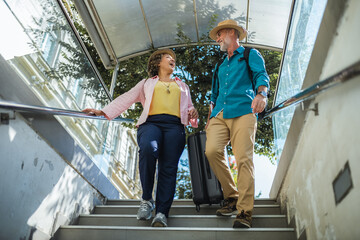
187, 131, 223, 211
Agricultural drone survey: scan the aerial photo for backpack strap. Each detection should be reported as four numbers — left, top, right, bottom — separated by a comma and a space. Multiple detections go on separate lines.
239, 47, 255, 92
212, 54, 227, 101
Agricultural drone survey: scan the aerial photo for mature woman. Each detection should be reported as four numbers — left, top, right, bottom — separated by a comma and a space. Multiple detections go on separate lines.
83, 49, 198, 227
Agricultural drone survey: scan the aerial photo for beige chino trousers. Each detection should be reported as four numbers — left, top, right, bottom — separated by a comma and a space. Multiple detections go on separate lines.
205, 111, 257, 213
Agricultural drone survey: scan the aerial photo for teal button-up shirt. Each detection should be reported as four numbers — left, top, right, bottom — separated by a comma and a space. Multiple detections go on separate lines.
210, 46, 270, 119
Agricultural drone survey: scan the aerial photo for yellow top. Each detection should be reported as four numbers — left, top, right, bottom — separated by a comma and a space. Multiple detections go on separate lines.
149, 81, 181, 117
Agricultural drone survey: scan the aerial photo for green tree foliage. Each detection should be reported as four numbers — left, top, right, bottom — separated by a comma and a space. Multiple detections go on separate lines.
106, 44, 280, 164
256, 191, 262, 199
64, 0, 283, 198
173, 18, 281, 162
255, 49, 281, 163
175, 158, 193, 199
66, 0, 280, 161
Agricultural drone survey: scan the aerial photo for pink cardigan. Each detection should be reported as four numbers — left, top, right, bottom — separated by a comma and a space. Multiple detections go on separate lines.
102, 76, 198, 128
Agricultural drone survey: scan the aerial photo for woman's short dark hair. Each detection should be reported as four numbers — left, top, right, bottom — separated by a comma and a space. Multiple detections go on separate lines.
147, 53, 163, 77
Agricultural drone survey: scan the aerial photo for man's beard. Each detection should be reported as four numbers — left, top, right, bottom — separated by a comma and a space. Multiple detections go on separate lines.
220, 35, 230, 52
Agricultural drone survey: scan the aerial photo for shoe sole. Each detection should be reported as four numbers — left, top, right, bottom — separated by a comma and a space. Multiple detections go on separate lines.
233, 221, 251, 228
216, 210, 238, 217
151, 221, 167, 227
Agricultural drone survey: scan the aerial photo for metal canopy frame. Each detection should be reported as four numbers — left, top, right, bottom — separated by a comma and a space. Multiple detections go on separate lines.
72, 0, 293, 69
139, 0, 154, 49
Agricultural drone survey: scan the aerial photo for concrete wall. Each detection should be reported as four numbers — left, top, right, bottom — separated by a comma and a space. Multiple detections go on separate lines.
271, 0, 360, 239
0, 53, 121, 200
0, 43, 119, 239
0, 112, 105, 239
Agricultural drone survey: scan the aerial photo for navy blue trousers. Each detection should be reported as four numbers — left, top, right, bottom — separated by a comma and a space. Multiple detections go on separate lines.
137, 114, 186, 217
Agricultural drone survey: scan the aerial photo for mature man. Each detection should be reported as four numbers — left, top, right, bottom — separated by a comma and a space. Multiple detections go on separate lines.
205, 19, 269, 228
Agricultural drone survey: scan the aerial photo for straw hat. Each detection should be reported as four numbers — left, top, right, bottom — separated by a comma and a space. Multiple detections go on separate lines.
209, 19, 247, 41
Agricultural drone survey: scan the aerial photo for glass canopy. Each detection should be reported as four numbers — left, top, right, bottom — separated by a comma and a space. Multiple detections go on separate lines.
74, 0, 294, 68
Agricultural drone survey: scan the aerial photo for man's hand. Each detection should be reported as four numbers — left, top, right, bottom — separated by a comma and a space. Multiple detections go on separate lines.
251, 95, 267, 113
205, 103, 214, 129
82, 108, 105, 116
188, 108, 199, 119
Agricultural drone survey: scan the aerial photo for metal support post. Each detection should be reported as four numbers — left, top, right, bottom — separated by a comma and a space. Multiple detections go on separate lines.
110, 62, 120, 98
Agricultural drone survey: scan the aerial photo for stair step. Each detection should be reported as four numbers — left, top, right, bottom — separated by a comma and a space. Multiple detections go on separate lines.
106, 198, 277, 206
93, 204, 281, 215
54, 198, 295, 239
77, 214, 288, 228
54, 226, 296, 240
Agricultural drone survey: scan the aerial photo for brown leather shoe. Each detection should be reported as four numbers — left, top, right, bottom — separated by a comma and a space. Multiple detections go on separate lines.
233, 210, 252, 228
216, 197, 238, 216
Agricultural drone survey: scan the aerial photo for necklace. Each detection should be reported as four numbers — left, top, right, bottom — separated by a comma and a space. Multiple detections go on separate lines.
160, 80, 172, 93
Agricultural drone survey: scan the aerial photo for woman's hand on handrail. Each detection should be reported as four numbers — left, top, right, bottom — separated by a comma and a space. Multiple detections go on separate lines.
82, 108, 105, 116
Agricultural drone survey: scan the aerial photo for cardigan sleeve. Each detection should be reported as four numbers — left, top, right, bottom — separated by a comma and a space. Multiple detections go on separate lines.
185, 83, 198, 128
102, 79, 146, 120
186, 84, 195, 111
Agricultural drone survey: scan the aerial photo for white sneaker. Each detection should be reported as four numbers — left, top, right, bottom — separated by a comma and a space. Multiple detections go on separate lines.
137, 199, 154, 220
151, 212, 168, 227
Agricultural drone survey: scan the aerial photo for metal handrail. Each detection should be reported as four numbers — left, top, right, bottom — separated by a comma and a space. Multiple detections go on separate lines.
1, 61, 358, 123
265, 60, 360, 118
0, 100, 134, 123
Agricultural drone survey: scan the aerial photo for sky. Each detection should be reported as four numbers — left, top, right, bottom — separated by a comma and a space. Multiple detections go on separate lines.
0, 1, 34, 60
252, 153, 277, 198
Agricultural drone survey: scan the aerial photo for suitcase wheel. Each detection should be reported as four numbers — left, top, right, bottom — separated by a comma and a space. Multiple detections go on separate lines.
196, 204, 200, 212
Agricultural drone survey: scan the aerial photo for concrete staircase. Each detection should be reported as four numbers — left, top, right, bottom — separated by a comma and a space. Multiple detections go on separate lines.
53, 199, 296, 240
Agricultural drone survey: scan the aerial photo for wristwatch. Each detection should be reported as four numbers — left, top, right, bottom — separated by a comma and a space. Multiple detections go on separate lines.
258, 91, 267, 98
